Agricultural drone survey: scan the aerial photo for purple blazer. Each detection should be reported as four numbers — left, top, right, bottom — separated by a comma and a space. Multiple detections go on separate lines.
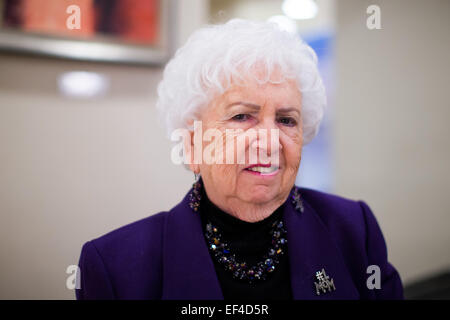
75, 186, 404, 300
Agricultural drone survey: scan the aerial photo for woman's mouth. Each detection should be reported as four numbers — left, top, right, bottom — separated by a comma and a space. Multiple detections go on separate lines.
244, 164, 280, 176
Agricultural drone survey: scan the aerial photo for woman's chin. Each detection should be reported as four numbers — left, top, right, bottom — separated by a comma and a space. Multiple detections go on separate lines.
241, 185, 279, 204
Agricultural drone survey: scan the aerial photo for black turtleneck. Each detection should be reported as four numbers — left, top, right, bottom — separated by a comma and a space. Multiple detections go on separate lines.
199, 188, 293, 300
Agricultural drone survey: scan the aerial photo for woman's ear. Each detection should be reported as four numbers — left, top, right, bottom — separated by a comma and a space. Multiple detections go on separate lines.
184, 129, 200, 174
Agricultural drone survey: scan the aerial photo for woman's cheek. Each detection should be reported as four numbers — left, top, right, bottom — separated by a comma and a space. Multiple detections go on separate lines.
216, 165, 238, 193
280, 130, 303, 168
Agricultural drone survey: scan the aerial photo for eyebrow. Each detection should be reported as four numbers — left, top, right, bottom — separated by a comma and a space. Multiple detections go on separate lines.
225, 101, 260, 110
226, 101, 300, 116
277, 107, 301, 116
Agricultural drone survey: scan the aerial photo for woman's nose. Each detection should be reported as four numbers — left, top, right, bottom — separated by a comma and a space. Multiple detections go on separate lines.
249, 118, 282, 164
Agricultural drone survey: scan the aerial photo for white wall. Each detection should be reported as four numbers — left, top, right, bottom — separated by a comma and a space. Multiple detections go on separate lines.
335, 0, 450, 284
0, 0, 209, 299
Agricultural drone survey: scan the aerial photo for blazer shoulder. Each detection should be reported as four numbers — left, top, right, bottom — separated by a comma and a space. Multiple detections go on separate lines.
296, 187, 371, 262
77, 211, 169, 299
90, 210, 168, 255
297, 187, 404, 299
298, 187, 367, 234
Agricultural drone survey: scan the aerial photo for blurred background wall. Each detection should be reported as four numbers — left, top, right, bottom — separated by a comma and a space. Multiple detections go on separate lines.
0, 0, 449, 299
335, 0, 450, 292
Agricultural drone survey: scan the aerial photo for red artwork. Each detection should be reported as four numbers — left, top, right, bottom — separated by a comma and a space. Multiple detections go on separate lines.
2, 0, 160, 45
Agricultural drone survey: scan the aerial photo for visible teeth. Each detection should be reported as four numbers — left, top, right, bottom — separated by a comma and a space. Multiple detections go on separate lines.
247, 166, 278, 174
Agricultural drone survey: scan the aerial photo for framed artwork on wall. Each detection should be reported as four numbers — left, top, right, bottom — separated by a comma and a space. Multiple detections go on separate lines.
0, 0, 176, 65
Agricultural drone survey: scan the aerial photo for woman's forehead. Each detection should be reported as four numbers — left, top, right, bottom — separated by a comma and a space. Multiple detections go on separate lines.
218, 79, 301, 105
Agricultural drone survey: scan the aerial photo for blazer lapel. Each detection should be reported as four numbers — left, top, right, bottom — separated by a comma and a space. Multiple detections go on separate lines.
161, 190, 223, 299
284, 190, 360, 299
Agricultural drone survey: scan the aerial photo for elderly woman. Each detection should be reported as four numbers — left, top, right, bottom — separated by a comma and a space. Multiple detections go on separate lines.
76, 19, 403, 300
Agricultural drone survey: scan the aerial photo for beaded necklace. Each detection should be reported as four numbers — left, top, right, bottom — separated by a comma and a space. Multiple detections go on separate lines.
204, 219, 287, 283
188, 180, 304, 283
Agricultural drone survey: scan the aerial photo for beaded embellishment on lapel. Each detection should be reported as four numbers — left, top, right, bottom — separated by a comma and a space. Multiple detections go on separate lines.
291, 186, 304, 213
188, 180, 304, 214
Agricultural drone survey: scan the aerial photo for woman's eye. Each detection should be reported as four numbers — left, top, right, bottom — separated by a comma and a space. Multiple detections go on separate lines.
231, 114, 251, 121
278, 117, 297, 127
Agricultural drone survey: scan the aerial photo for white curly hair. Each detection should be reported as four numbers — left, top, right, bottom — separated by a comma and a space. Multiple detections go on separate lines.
156, 18, 326, 145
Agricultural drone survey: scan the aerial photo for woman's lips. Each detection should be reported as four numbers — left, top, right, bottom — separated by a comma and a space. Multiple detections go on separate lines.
244, 164, 280, 176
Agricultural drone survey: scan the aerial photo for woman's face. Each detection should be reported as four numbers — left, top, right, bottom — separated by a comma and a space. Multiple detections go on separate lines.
191, 76, 303, 213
